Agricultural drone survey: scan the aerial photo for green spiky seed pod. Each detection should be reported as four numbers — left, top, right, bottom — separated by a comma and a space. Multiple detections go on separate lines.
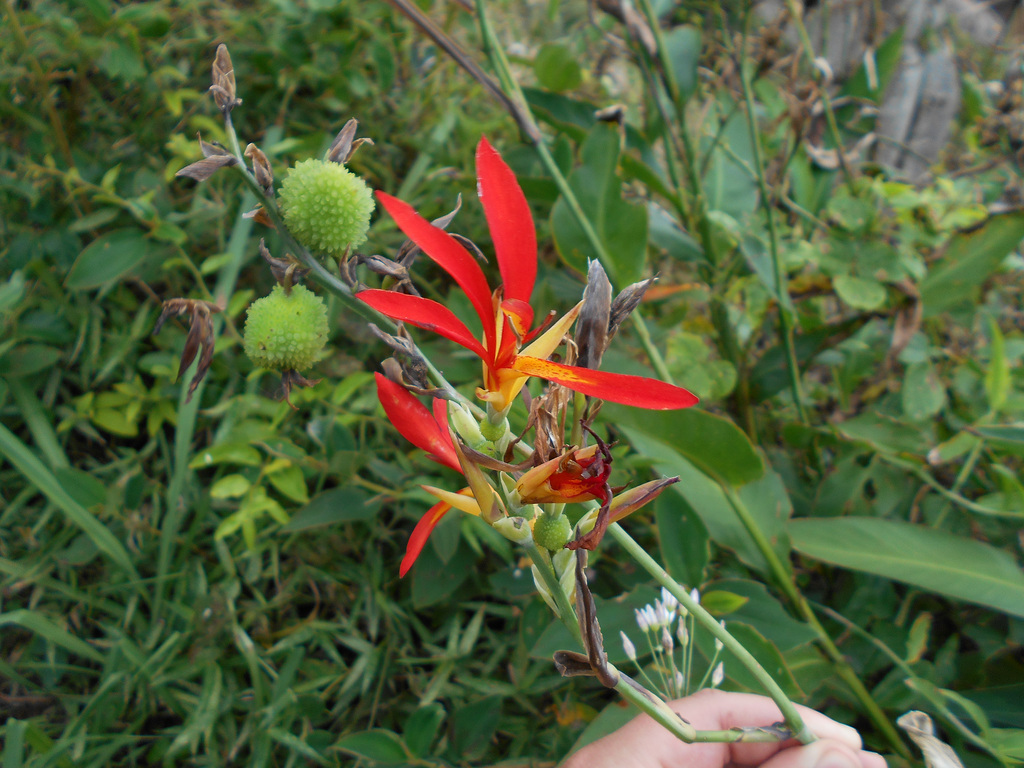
279, 159, 374, 257
533, 512, 572, 552
243, 285, 329, 371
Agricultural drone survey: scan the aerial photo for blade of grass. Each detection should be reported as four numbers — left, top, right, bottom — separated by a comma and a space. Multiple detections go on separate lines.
0, 423, 137, 578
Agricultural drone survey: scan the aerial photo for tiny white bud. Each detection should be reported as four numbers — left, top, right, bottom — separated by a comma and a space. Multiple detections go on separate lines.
715, 620, 726, 651
635, 608, 649, 632
674, 670, 685, 693
661, 586, 678, 613
712, 661, 725, 688
676, 622, 689, 647
620, 631, 637, 662
654, 600, 670, 629
643, 605, 658, 630
690, 587, 700, 605
661, 627, 674, 653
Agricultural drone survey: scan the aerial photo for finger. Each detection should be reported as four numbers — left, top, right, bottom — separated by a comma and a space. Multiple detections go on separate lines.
670, 689, 863, 751
757, 739, 889, 768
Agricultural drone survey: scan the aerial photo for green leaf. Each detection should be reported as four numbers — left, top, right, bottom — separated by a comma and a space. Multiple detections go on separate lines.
833, 275, 887, 311
920, 211, 1024, 316
606, 404, 764, 486
533, 43, 582, 92
901, 362, 947, 421
0, 609, 105, 663
211, 474, 251, 499
0, 344, 64, 378
551, 124, 648, 286
985, 316, 1010, 413
0, 424, 137, 578
403, 704, 445, 758
267, 464, 309, 504
334, 729, 408, 764
664, 26, 701, 101
709, 579, 817, 651
789, 517, 1024, 618
279, 487, 382, 532
188, 442, 262, 469
655, 491, 709, 587
701, 590, 749, 615
975, 425, 1024, 445
65, 229, 153, 290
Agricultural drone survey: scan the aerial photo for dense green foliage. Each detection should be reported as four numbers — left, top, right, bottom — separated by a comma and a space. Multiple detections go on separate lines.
2, 1, 1023, 767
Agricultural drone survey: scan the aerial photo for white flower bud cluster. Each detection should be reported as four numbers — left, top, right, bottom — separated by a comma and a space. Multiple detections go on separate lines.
618, 585, 729, 700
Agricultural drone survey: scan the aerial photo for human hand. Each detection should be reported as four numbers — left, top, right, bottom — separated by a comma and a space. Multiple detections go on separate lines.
563, 689, 888, 768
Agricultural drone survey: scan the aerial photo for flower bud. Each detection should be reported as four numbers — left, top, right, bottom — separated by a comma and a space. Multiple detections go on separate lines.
449, 402, 486, 449
493, 516, 533, 545
712, 661, 725, 688
620, 631, 637, 662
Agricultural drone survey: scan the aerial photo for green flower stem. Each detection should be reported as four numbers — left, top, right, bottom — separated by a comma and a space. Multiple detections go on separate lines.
613, 673, 697, 742
736, 36, 808, 425
607, 522, 816, 744
524, 542, 582, 647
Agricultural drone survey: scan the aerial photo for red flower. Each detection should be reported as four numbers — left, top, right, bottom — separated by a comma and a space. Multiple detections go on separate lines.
358, 138, 698, 414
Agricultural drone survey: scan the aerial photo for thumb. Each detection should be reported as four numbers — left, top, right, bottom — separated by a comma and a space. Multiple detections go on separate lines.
759, 739, 886, 768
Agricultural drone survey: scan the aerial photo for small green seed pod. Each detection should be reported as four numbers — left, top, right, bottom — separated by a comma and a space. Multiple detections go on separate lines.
533, 512, 572, 552
243, 284, 329, 371
279, 159, 375, 257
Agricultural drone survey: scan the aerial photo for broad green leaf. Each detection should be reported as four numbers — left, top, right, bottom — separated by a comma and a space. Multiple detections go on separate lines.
709, 579, 817, 651
789, 517, 1024, 618
66, 228, 154, 290
901, 362, 947, 421
833, 275, 887, 311
279, 487, 382, 532
655, 491, 709, 587
334, 730, 408, 764
533, 43, 582, 92
664, 25, 701, 101
551, 124, 648, 286
0, 344, 64, 378
0, 424, 137, 578
619, 430, 782, 575
920, 211, 1024, 316
702, 109, 758, 220
606, 404, 764, 486
403, 704, 445, 758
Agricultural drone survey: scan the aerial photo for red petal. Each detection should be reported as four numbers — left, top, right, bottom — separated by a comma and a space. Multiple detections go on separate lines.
376, 191, 496, 353
358, 289, 488, 360
513, 357, 700, 410
375, 373, 462, 474
400, 499, 451, 577
476, 138, 536, 306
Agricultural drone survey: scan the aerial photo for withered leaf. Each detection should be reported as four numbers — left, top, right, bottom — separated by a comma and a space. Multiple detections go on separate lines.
176, 154, 239, 182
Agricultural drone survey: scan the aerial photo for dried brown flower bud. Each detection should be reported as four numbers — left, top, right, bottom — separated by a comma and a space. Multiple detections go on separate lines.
210, 44, 241, 113
575, 260, 613, 370
258, 239, 309, 291
609, 276, 655, 337
244, 143, 273, 192
326, 119, 375, 165
153, 298, 223, 402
